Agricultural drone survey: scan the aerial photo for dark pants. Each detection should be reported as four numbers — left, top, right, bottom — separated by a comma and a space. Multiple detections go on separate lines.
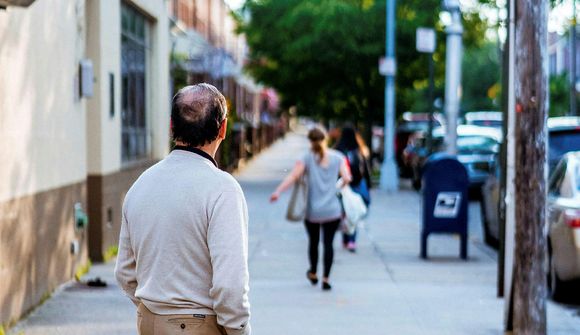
304, 219, 340, 278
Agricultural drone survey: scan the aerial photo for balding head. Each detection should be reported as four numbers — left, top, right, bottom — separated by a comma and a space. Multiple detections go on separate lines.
171, 83, 227, 147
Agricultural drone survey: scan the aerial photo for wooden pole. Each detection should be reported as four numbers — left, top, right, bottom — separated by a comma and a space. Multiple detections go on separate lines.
512, 0, 548, 333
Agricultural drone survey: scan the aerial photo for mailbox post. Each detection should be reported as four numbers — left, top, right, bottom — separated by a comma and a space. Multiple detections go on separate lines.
421, 153, 469, 259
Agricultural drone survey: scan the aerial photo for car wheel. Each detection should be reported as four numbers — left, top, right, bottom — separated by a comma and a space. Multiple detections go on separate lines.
549, 251, 566, 301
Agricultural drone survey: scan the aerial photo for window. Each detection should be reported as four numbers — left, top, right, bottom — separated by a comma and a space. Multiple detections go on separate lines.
548, 159, 567, 197
548, 130, 580, 171
549, 54, 557, 75
121, 4, 149, 162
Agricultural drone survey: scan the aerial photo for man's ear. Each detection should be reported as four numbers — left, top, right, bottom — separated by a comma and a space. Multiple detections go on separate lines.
218, 119, 228, 140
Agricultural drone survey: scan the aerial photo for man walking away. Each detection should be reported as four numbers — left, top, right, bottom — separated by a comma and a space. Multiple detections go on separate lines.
115, 83, 251, 335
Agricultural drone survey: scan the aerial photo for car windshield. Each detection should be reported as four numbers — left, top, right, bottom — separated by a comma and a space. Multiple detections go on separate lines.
457, 136, 499, 154
577, 166, 580, 193
549, 130, 580, 163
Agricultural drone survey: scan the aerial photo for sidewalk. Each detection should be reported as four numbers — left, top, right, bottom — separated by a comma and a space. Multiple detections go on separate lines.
9, 131, 580, 334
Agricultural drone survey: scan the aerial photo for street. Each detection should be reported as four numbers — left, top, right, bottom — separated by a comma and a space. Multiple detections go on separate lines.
9, 131, 580, 335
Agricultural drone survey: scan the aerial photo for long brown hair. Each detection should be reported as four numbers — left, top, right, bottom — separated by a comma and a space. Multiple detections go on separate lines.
308, 127, 327, 163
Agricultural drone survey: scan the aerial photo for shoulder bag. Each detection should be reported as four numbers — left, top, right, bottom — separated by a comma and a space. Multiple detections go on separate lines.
286, 173, 308, 222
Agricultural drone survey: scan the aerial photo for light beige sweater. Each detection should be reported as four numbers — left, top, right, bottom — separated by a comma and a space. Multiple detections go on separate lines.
115, 149, 251, 335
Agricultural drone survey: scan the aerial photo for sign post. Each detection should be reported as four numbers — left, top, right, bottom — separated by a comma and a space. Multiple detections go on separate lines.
441, 0, 463, 155
379, 0, 399, 192
416, 28, 437, 153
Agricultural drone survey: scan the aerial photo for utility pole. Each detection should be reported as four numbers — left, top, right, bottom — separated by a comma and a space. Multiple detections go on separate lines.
380, 0, 398, 192
571, 0, 577, 116
512, 0, 549, 333
442, 0, 463, 155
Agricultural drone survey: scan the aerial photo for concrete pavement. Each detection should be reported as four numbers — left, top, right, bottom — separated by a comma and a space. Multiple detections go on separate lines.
9, 131, 580, 334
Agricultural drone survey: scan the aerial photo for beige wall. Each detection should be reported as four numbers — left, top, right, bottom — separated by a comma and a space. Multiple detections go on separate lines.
86, 0, 170, 176
0, 0, 88, 202
0, 0, 90, 326
85, 0, 122, 175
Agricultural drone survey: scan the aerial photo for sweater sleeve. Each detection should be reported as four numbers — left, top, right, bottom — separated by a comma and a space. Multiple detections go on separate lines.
207, 190, 251, 335
114, 211, 140, 307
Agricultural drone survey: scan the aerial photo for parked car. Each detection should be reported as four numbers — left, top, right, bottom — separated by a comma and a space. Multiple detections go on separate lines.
547, 152, 580, 300
464, 111, 502, 129
405, 125, 501, 191
396, 112, 443, 177
548, 117, 580, 171
480, 117, 580, 248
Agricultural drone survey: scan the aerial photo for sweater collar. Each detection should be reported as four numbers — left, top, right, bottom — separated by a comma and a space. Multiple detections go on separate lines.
172, 145, 218, 168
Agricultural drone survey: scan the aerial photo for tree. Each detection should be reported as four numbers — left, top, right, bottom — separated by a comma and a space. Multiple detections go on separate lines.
238, 0, 385, 125
237, 0, 496, 125
550, 73, 571, 117
461, 42, 501, 111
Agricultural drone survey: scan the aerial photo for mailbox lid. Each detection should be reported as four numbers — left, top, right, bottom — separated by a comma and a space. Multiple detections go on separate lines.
423, 153, 469, 189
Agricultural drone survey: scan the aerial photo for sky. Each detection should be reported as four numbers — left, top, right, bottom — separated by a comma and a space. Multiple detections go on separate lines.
225, 0, 244, 10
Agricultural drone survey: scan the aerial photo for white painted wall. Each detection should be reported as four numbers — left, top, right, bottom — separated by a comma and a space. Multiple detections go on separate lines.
86, 0, 170, 175
85, 0, 122, 175
0, 0, 88, 202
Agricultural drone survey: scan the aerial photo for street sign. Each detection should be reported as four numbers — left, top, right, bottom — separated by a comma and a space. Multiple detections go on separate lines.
379, 57, 396, 76
416, 28, 436, 54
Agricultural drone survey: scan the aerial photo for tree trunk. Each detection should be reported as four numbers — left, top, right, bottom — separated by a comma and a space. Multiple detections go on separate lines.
513, 0, 548, 333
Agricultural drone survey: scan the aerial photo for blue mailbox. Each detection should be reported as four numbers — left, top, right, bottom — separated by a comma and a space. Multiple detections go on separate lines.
421, 153, 469, 259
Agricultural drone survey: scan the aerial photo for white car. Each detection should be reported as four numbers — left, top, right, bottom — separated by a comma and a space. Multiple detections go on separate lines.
548, 151, 580, 300
464, 111, 502, 128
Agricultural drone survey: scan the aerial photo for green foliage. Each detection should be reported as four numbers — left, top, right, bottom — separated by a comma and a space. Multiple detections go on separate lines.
240, 0, 385, 122
461, 42, 501, 112
550, 73, 571, 117
238, 0, 495, 123
171, 53, 189, 96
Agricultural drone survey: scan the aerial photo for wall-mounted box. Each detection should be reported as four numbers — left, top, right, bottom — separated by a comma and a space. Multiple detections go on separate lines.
79, 59, 94, 98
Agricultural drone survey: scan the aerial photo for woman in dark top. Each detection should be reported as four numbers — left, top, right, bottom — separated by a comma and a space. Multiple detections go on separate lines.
334, 126, 372, 252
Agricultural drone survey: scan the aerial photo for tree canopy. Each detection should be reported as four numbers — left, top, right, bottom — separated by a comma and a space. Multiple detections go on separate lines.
237, 0, 498, 124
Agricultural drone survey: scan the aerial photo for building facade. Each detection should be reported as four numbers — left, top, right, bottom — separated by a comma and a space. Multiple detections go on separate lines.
0, 0, 285, 327
0, 0, 170, 326
169, 0, 285, 171
85, 0, 170, 263
549, 29, 580, 86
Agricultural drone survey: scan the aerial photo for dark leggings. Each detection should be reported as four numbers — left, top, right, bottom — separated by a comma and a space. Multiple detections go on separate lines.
304, 219, 341, 278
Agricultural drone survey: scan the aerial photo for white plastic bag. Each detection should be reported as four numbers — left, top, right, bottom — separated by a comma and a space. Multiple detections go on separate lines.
337, 179, 367, 234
